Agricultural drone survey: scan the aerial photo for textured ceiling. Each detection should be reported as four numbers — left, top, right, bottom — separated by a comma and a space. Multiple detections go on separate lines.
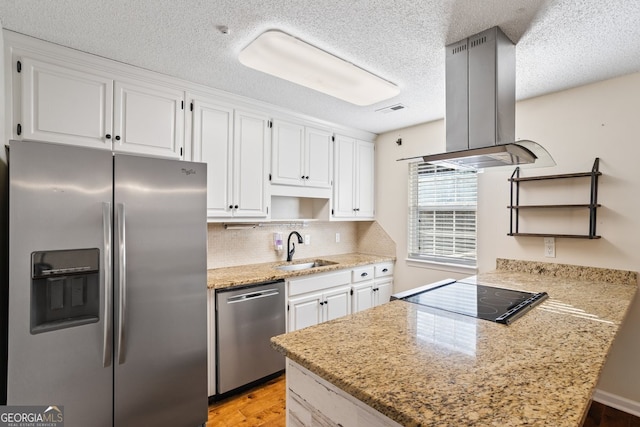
1, 0, 639, 134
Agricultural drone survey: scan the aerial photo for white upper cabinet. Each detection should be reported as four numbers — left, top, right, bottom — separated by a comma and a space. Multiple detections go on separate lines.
271, 120, 305, 186
189, 96, 270, 220
305, 126, 333, 189
332, 135, 375, 220
19, 57, 113, 150
190, 97, 234, 218
112, 80, 184, 158
271, 120, 332, 195
355, 139, 375, 218
11, 41, 184, 159
233, 109, 271, 218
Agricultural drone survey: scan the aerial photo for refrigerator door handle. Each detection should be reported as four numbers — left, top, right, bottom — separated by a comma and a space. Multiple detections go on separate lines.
103, 202, 113, 367
117, 202, 127, 364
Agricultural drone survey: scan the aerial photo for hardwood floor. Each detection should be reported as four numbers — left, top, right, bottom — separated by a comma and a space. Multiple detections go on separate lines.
584, 401, 640, 427
207, 375, 286, 427
207, 374, 640, 427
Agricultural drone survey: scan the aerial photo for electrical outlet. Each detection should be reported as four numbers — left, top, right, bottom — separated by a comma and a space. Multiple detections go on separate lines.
544, 237, 556, 258
304, 234, 310, 245
335, 233, 340, 243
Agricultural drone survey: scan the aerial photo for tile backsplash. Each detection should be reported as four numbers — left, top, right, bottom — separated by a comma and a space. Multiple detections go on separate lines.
207, 221, 395, 269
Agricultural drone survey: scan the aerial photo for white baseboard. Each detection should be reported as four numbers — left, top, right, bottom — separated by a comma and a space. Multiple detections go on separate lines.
592, 388, 640, 417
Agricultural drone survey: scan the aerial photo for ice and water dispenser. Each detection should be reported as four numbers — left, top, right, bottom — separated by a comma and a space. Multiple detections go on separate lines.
30, 248, 100, 334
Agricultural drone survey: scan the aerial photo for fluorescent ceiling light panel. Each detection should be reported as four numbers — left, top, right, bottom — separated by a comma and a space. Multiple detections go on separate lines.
239, 30, 400, 106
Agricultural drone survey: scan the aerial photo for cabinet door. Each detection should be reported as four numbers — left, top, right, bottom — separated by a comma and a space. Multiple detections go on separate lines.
323, 285, 351, 321
113, 80, 184, 159
305, 127, 333, 188
20, 56, 113, 149
374, 280, 393, 307
288, 292, 323, 332
207, 289, 216, 397
192, 99, 233, 218
352, 282, 374, 313
332, 135, 355, 218
271, 120, 304, 186
355, 140, 375, 218
233, 109, 270, 217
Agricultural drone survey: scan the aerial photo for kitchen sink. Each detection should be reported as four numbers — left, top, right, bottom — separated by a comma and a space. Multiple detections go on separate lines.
275, 259, 338, 271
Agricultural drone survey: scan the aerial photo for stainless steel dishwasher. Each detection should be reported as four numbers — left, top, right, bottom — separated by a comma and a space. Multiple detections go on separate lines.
216, 279, 285, 395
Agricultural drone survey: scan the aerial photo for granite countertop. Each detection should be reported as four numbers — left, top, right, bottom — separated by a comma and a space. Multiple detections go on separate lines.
207, 252, 395, 290
271, 260, 638, 427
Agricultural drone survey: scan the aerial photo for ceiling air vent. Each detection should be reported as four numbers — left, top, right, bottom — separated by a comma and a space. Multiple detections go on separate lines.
375, 103, 406, 114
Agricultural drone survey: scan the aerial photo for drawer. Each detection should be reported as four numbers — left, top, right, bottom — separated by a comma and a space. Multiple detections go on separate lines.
375, 263, 394, 278
351, 266, 374, 283
288, 270, 351, 296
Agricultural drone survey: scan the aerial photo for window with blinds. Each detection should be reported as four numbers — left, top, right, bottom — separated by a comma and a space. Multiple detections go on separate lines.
408, 162, 477, 266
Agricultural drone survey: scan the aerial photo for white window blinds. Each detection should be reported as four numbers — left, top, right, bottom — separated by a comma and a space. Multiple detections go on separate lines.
408, 162, 477, 266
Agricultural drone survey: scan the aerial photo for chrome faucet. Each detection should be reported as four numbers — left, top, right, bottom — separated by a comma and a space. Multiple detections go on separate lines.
287, 231, 304, 262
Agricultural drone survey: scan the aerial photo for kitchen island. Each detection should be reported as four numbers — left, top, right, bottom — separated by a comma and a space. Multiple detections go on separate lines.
271, 259, 638, 427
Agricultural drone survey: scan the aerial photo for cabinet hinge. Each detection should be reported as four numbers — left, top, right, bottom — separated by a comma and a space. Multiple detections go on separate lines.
287, 304, 289, 311
190, 102, 193, 111
266, 206, 269, 214
269, 173, 272, 181
331, 135, 335, 142
180, 147, 183, 157
268, 121, 273, 128
181, 101, 184, 110
350, 289, 353, 296
331, 208, 334, 215
16, 124, 22, 136
16, 61, 21, 73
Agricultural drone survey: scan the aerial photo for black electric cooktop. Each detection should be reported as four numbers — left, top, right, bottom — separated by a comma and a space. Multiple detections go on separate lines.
399, 280, 548, 325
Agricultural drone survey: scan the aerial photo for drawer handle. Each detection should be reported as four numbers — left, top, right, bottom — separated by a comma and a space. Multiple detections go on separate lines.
361, 272, 368, 277
382, 268, 388, 273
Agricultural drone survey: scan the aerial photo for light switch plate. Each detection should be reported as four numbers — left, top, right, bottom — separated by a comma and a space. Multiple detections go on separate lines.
544, 237, 556, 258
335, 233, 340, 243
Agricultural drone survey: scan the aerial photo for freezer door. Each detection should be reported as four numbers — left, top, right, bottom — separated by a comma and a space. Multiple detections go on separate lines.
113, 154, 207, 427
7, 140, 113, 426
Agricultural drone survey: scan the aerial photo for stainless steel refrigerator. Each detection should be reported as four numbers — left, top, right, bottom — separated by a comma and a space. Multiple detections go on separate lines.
5, 140, 208, 426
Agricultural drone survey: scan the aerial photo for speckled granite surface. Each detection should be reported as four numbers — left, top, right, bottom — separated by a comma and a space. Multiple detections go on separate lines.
207, 253, 395, 289
271, 265, 637, 427
497, 258, 638, 286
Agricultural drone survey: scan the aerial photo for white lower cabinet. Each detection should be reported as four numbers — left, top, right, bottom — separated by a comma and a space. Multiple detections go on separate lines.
287, 262, 394, 331
287, 359, 402, 427
351, 262, 394, 314
287, 270, 351, 332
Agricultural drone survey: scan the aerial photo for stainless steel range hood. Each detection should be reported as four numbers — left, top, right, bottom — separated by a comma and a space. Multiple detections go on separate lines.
401, 27, 554, 169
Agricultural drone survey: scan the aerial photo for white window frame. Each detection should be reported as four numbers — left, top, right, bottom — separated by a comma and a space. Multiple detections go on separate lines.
408, 162, 477, 267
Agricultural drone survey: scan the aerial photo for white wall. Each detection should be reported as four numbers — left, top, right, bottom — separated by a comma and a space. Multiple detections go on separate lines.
375, 72, 640, 405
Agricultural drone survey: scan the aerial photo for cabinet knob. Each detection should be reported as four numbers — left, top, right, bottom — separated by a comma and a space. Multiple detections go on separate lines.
234, 205, 239, 209
382, 268, 388, 273
320, 301, 324, 306
229, 205, 233, 209
115, 135, 121, 141
305, 176, 309, 180
301, 175, 305, 179
324, 300, 328, 305
361, 272, 368, 277
105, 134, 111, 139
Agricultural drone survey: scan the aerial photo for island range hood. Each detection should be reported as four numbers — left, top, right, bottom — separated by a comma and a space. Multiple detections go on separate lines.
401, 27, 553, 168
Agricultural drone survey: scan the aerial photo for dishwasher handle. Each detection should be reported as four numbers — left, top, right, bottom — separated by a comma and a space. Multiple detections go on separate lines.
225, 288, 280, 303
